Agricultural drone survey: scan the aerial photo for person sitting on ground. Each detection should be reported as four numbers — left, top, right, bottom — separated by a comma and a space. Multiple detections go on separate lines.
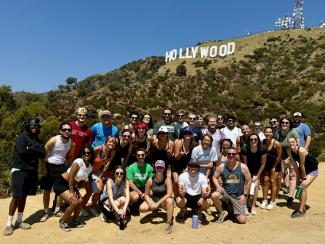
140, 160, 174, 234
52, 147, 94, 232
176, 161, 210, 225
211, 147, 251, 224
126, 148, 154, 211
101, 165, 129, 229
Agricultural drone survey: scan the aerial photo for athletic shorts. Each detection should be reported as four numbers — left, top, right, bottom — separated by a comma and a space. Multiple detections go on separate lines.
53, 176, 69, 196
220, 191, 245, 215
40, 163, 67, 191
11, 169, 38, 197
185, 193, 201, 210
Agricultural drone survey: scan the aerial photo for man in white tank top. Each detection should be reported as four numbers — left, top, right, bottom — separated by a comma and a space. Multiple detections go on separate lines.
39, 122, 75, 222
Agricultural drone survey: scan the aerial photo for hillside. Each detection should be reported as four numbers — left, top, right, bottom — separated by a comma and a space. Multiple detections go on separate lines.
0, 28, 324, 195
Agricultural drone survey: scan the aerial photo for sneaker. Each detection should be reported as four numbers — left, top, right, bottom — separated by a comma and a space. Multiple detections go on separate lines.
291, 210, 305, 218
176, 209, 186, 223
89, 207, 99, 217
14, 222, 31, 230
251, 206, 257, 215
286, 197, 294, 206
267, 201, 276, 210
164, 222, 172, 234
245, 207, 250, 216
3, 225, 13, 236
216, 210, 228, 223
260, 200, 268, 209
71, 219, 85, 228
40, 211, 50, 222
80, 208, 90, 217
53, 208, 61, 215
100, 213, 108, 222
59, 222, 71, 232
282, 186, 289, 194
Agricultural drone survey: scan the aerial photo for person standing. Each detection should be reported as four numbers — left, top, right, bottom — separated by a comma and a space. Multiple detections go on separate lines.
220, 115, 242, 147
91, 110, 119, 148
153, 107, 178, 141
39, 122, 74, 221
3, 118, 46, 236
211, 147, 251, 224
292, 112, 312, 150
202, 115, 222, 152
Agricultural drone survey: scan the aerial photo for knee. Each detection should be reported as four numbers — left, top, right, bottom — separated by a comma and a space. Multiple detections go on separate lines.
211, 191, 221, 200
166, 197, 173, 207
139, 204, 148, 213
236, 215, 246, 224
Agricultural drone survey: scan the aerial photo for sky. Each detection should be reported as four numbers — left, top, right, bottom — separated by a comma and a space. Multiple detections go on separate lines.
0, 0, 324, 93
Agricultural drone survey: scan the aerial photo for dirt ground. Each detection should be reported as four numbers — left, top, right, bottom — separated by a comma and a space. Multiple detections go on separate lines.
1, 163, 324, 244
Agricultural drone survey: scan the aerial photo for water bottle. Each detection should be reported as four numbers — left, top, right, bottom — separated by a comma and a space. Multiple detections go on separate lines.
250, 182, 256, 196
192, 215, 198, 229
295, 185, 303, 200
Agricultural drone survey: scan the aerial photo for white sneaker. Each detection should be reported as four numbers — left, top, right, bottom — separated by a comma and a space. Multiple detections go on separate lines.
89, 207, 99, 217
80, 209, 90, 217
267, 201, 276, 210
251, 206, 257, 215
245, 207, 250, 216
260, 200, 268, 209
100, 213, 108, 222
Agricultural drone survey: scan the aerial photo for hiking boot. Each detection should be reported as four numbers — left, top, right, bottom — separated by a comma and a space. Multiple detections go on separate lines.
59, 221, 71, 232
3, 225, 13, 236
267, 201, 276, 210
71, 219, 85, 228
198, 212, 208, 225
216, 210, 228, 223
260, 200, 268, 209
286, 197, 294, 206
164, 222, 172, 234
291, 210, 305, 218
14, 222, 31, 230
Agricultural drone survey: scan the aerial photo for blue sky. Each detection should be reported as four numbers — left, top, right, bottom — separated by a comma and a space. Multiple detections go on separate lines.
0, 0, 324, 93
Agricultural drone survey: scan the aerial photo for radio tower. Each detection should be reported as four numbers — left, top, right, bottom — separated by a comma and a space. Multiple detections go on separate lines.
292, 0, 304, 29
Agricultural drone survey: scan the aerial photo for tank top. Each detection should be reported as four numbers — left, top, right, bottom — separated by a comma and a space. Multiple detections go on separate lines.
47, 135, 71, 165
264, 139, 277, 171
221, 162, 245, 198
291, 147, 318, 174
110, 179, 126, 200
152, 176, 167, 202
174, 139, 195, 171
67, 158, 92, 182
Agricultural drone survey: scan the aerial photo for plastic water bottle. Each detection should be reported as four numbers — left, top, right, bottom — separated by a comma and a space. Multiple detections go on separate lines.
192, 215, 198, 229
250, 182, 256, 196
295, 185, 303, 199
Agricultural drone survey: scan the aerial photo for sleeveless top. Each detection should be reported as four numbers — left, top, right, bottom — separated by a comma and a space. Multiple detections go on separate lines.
221, 162, 245, 198
291, 147, 318, 174
67, 158, 92, 182
152, 176, 167, 202
173, 139, 195, 172
149, 142, 172, 166
110, 179, 126, 200
92, 145, 110, 173
47, 135, 71, 165
264, 139, 278, 171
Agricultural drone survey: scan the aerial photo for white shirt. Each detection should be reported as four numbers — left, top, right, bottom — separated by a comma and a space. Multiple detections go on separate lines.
221, 127, 242, 147
67, 158, 92, 182
178, 171, 208, 196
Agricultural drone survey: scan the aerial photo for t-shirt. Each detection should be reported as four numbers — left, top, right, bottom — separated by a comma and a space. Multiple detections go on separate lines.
293, 123, 311, 147
221, 127, 242, 147
240, 145, 267, 175
191, 145, 218, 175
70, 121, 92, 159
274, 129, 299, 159
126, 162, 154, 189
91, 122, 119, 148
67, 158, 92, 182
153, 121, 178, 141
179, 126, 203, 142
202, 128, 222, 152
178, 171, 208, 196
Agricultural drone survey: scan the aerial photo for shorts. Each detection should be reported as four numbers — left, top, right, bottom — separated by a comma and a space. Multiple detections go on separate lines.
185, 193, 201, 210
307, 170, 319, 177
53, 176, 69, 196
220, 191, 245, 215
40, 163, 67, 191
11, 169, 38, 197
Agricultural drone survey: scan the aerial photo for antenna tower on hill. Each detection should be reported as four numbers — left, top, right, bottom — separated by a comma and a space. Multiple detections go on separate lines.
292, 0, 304, 29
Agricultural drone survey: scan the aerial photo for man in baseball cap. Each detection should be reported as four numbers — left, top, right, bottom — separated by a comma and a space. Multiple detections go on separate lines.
292, 112, 311, 150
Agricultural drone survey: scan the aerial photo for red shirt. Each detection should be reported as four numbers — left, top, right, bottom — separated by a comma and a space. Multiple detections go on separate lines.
70, 121, 92, 159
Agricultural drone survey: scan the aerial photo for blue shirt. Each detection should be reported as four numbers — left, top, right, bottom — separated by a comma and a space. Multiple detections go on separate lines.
91, 122, 119, 148
293, 123, 311, 147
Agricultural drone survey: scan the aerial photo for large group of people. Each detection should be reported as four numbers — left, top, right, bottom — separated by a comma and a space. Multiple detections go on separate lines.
3, 107, 319, 236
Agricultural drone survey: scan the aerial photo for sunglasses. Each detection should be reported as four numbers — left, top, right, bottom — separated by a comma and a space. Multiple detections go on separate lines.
250, 138, 258, 141
281, 121, 289, 125
131, 116, 138, 120
83, 151, 91, 155
228, 120, 235, 123
217, 117, 223, 120
115, 172, 124, 176
184, 132, 192, 136
227, 152, 237, 156
61, 128, 72, 132
29, 125, 39, 129
270, 120, 277, 123
155, 166, 165, 171
189, 117, 196, 120
137, 154, 145, 157
177, 114, 184, 117
164, 113, 171, 116
78, 114, 86, 117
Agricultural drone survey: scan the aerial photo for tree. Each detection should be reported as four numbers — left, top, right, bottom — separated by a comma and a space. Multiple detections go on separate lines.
176, 64, 187, 76
65, 77, 77, 86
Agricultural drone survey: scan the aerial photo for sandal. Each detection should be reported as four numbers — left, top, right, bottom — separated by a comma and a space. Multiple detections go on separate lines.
40, 212, 50, 222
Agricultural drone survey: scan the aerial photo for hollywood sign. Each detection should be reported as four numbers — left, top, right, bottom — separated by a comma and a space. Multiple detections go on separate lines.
165, 42, 236, 63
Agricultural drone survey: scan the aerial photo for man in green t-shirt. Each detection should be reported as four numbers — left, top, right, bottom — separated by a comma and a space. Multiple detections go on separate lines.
127, 148, 154, 206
